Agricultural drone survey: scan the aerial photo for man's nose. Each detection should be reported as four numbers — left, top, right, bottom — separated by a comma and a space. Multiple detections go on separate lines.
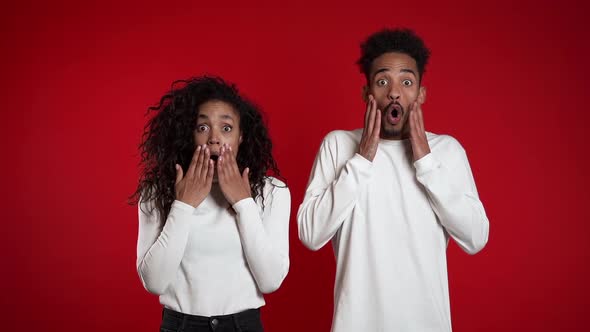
388, 84, 401, 101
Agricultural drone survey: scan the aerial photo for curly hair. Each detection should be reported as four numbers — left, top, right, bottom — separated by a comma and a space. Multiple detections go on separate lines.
130, 76, 282, 224
357, 28, 431, 83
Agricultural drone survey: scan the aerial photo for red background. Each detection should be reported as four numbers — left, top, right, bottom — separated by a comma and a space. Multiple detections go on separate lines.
3, 0, 589, 331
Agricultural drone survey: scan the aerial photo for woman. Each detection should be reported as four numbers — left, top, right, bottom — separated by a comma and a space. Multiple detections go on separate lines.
131, 76, 290, 332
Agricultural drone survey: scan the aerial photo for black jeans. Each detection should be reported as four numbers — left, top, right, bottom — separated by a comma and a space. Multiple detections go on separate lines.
160, 307, 264, 332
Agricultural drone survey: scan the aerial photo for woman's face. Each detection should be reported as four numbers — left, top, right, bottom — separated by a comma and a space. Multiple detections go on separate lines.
193, 100, 242, 163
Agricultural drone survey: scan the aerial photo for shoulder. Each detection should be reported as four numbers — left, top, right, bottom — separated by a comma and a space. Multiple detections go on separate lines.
264, 176, 288, 188
322, 129, 362, 146
427, 132, 465, 153
257, 176, 291, 208
262, 176, 290, 197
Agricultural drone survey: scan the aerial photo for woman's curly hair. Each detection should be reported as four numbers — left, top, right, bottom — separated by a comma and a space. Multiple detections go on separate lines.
130, 76, 282, 223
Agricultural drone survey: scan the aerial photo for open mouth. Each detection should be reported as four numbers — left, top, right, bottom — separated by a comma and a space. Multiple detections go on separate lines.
386, 103, 403, 125
209, 154, 219, 162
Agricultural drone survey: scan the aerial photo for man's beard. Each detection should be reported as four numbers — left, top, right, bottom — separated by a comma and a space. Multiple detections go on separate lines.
379, 102, 406, 139
380, 126, 403, 139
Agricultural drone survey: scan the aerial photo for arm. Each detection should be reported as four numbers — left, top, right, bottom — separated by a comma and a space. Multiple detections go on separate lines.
136, 145, 214, 294
297, 135, 373, 250
415, 140, 490, 254
409, 101, 489, 254
234, 179, 291, 293
297, 96, 380, 251
136, 200, 194, 294
216, 145, 291, 293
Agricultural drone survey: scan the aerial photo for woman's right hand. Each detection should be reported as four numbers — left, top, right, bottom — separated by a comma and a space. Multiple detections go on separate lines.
175, 144, 214, 208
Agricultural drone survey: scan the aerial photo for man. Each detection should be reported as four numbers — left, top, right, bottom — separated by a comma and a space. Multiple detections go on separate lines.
297, 28, 489, 331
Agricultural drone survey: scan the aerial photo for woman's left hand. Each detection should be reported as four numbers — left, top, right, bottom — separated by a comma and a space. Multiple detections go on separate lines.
217, 143, 252, 205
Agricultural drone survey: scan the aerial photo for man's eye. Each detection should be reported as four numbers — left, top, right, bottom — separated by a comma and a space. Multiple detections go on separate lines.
223, 126, 232, 132
402, 79, 413, 86
377, 79, 388, 86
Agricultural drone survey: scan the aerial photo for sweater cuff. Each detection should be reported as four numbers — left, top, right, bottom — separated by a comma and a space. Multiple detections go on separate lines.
352, 153, 374, 169
171, 200, 196, 214
413, 153, 440, 176
232, 197, 257, 215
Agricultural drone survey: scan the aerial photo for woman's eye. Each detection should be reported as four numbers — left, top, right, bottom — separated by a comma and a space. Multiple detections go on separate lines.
222, 126, 232, 132
377, 79, 388, 86
197, 125, 209, 132
402, 79, 413, 86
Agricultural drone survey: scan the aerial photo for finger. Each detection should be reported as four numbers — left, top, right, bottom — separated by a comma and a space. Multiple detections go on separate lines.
206, 159, 214, 183
227, 145, 240, 175
373, 107, 381, 140
217, 145, 227, 179
194, 144, 208, 178
191, 144, 203, 178
416, 102, 425, 134
408, 106, 417, 138
411, 101, 421, 135
200, 146, 210, 179
175, 164, 183, 185
187, 145, 201, 178
242, 167, 250, 189
366, 97, 376, 136
364, 95, 372, 130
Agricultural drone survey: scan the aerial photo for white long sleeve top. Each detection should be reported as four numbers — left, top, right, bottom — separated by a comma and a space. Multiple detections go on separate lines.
137, 177, 290, 316
297, 129, 489, 332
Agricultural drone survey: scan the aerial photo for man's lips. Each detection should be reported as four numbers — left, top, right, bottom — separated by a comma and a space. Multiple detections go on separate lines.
384, 102, 403, 125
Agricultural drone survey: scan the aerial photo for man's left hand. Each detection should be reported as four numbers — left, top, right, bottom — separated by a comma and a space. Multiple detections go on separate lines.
408, 100, 431, 161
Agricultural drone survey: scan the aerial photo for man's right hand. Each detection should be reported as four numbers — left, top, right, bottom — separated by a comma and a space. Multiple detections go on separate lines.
358, 95, 381, 161
175, 144, 214, 208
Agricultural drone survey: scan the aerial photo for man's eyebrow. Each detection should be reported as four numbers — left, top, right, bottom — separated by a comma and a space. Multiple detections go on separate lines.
372, 68, 417, 78
400, 68, 417, 77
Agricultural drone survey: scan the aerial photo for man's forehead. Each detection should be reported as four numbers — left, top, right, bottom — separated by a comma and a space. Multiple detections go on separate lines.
371, 52, 418, 72
369, 54, 419, 81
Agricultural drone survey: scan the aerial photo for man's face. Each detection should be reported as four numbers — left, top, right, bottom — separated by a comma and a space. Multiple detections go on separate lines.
366, 52, 426, 140
193, 100, 242, 167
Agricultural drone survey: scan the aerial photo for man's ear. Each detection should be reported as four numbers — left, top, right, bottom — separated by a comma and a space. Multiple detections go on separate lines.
418, 86, 427, 104
362, 86, 369, 102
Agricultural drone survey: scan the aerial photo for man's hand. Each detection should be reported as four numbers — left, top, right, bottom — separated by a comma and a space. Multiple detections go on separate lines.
217, 144, 252, 206
408, 101, 431, 161
359, 95, 381, 161
175, 145, 214, 208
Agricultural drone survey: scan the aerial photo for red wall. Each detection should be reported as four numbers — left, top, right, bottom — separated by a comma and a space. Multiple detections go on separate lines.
3, 0, 589, 330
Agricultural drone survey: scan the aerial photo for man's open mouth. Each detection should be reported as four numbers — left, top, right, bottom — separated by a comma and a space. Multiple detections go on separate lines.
386, 103, 403, 125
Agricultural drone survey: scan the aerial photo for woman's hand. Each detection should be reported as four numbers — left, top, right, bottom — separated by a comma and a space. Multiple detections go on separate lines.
175, 145, 214, 208
217, 144, 252, 205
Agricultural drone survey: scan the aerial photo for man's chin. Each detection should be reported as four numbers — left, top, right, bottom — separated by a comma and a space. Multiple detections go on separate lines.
380, 124, 404, 140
